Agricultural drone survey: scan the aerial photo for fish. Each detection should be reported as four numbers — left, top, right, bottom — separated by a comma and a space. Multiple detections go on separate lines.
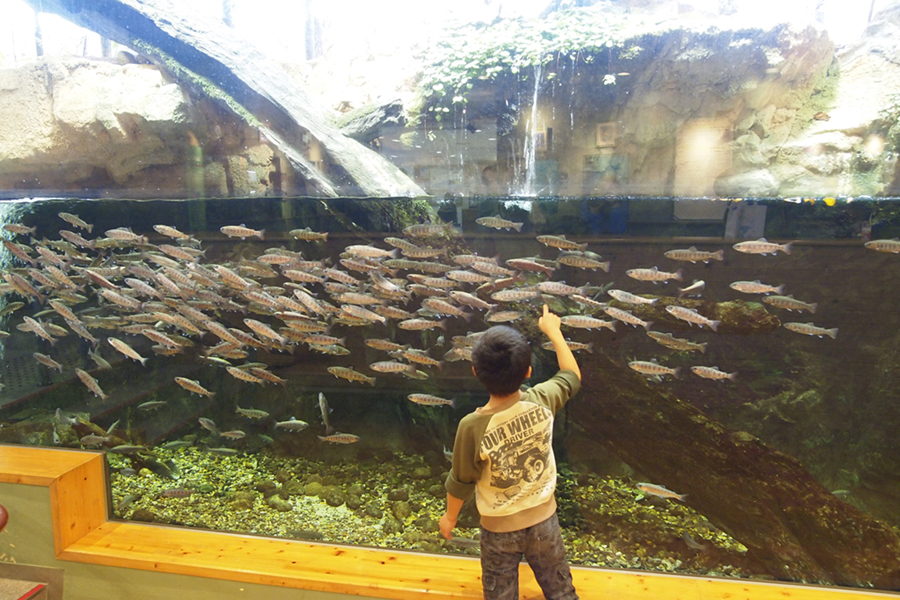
365, 338, 409, 352
174, 377, 215, 397
864, 238, 900, 253
486, 310, 525, 323
369, 361, 418, 375
762, 295, 817, 313
275, 417, 309, 431
560, 315, 617, 331
678, 279, 706, 297
732, 238, 792, 255
665, 306, 720, 331
663, 247, 724, 263
3, 240, 37, 266
398, 318, 446, 331
636, 482, 686, 501
402, 222, 454, 237
626, 267, 683, 283
536, 235, 587, 251
422, 298, 472, 321
783, 322, 838, 339
220, 225, 265, 240
88, 348, 112, 370
236, 407, 270, 419
690, 366, 737, 381
220, 430, 246, 440
729, 280, 784, 295
22, 316, 57, 345
327, 366, 377, 386
75, 368, 108, 399
647, 331, 707, 353
80, 434, 111, 447
628, 360, 680, 379
108, 337, 148, 365
137, 401, 167, 410
607, 290, 657, 305
541, 340, 593, 353
318, 432, 360, 444
603, 306, 653, 330
33, 352, 64, 372
490, 288, 541, 302
475, 215, 524, 231
0, 301, 25, 317
289, 227, 328, 241
319, 393, 333, 435
153, 224, 191, 239
505, 258, 555, 276
408, 393, 455, 407
160, 488, 194, 498
198, 417, 218, 433
2, 223, 36, 235
59, 212, 93, 232
344, 245, 398, 259
536, 281, 586, 296
556, 252, 610, 271
226, 366, 265, 384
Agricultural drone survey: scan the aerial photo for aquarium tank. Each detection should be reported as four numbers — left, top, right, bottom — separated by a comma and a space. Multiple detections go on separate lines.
2, 0, 900, 592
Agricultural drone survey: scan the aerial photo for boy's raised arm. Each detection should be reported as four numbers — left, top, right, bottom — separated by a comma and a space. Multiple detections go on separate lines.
538, 304, 581, 380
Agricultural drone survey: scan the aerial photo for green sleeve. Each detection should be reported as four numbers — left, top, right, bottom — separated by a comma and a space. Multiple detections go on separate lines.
527, 369, 581, 413
444, 413, 488, 501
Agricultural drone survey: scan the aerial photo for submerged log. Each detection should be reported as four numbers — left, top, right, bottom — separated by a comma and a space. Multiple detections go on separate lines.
575, 355, 900, 587
25, 0, 425, 198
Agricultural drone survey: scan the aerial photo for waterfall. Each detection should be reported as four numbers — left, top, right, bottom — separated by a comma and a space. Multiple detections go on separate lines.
514, 64, 542, 197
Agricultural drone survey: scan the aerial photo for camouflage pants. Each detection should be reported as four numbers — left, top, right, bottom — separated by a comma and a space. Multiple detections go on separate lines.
480, 513, 578, 600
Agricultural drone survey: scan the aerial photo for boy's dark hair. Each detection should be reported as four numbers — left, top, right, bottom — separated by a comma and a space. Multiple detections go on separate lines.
471, 326, 531, 396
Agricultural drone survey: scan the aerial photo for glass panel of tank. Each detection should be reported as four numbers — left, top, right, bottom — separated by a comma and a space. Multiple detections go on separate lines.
0, 195, 899, 590
2, 0, 900, 593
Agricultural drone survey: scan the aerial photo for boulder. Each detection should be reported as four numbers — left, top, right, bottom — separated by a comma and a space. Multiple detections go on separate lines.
0, 58, 188, 191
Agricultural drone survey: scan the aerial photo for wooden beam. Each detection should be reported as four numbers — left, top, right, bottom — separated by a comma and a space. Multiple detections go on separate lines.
2, 445, 899, 600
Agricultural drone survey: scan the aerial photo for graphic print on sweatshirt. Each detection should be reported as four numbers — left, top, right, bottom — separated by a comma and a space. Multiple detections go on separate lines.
480, 402, 555, 510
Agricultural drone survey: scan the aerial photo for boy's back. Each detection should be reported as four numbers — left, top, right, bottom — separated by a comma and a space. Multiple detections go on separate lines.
440, 305, 581, 600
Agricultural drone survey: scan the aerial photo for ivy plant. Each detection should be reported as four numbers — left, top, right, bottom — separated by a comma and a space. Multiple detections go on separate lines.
416, 7, 643, 124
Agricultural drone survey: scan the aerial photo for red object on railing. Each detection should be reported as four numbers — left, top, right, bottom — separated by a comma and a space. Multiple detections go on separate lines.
0, 504, 8, 532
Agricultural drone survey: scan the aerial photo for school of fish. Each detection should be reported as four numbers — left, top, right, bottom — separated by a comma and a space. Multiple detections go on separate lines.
1, 213, 878, 450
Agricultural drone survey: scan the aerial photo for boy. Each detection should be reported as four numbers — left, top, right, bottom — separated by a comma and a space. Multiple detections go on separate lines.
440, 304, 581, 600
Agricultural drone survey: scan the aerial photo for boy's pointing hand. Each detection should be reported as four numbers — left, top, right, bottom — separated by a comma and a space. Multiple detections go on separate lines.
538, 304, 562, 337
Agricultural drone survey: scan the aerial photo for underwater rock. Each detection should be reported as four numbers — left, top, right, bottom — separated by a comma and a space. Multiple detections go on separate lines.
304, 481, 324, 497
364, 504, 384, 519
282, 481, 305, 496
266, 495, 293, 512
428, 484, 445, 498
255, 480, 278, 495
230, 491, 256, 510
324, 490, 346, 507
577, 359, 900, 586
387, 489, 409, 502
345, 494, 363, 510
347, 483, 365, 497
414, 516, 438, 533
392, 501, 412, 521
411, 466, 432, 479
131, 508, 157, 522
382, 517, 404, 535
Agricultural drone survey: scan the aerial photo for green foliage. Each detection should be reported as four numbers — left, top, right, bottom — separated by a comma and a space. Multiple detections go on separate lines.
417, 7, 639, 121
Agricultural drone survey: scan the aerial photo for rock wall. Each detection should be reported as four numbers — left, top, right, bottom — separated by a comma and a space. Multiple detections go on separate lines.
0, 57, 287, 198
